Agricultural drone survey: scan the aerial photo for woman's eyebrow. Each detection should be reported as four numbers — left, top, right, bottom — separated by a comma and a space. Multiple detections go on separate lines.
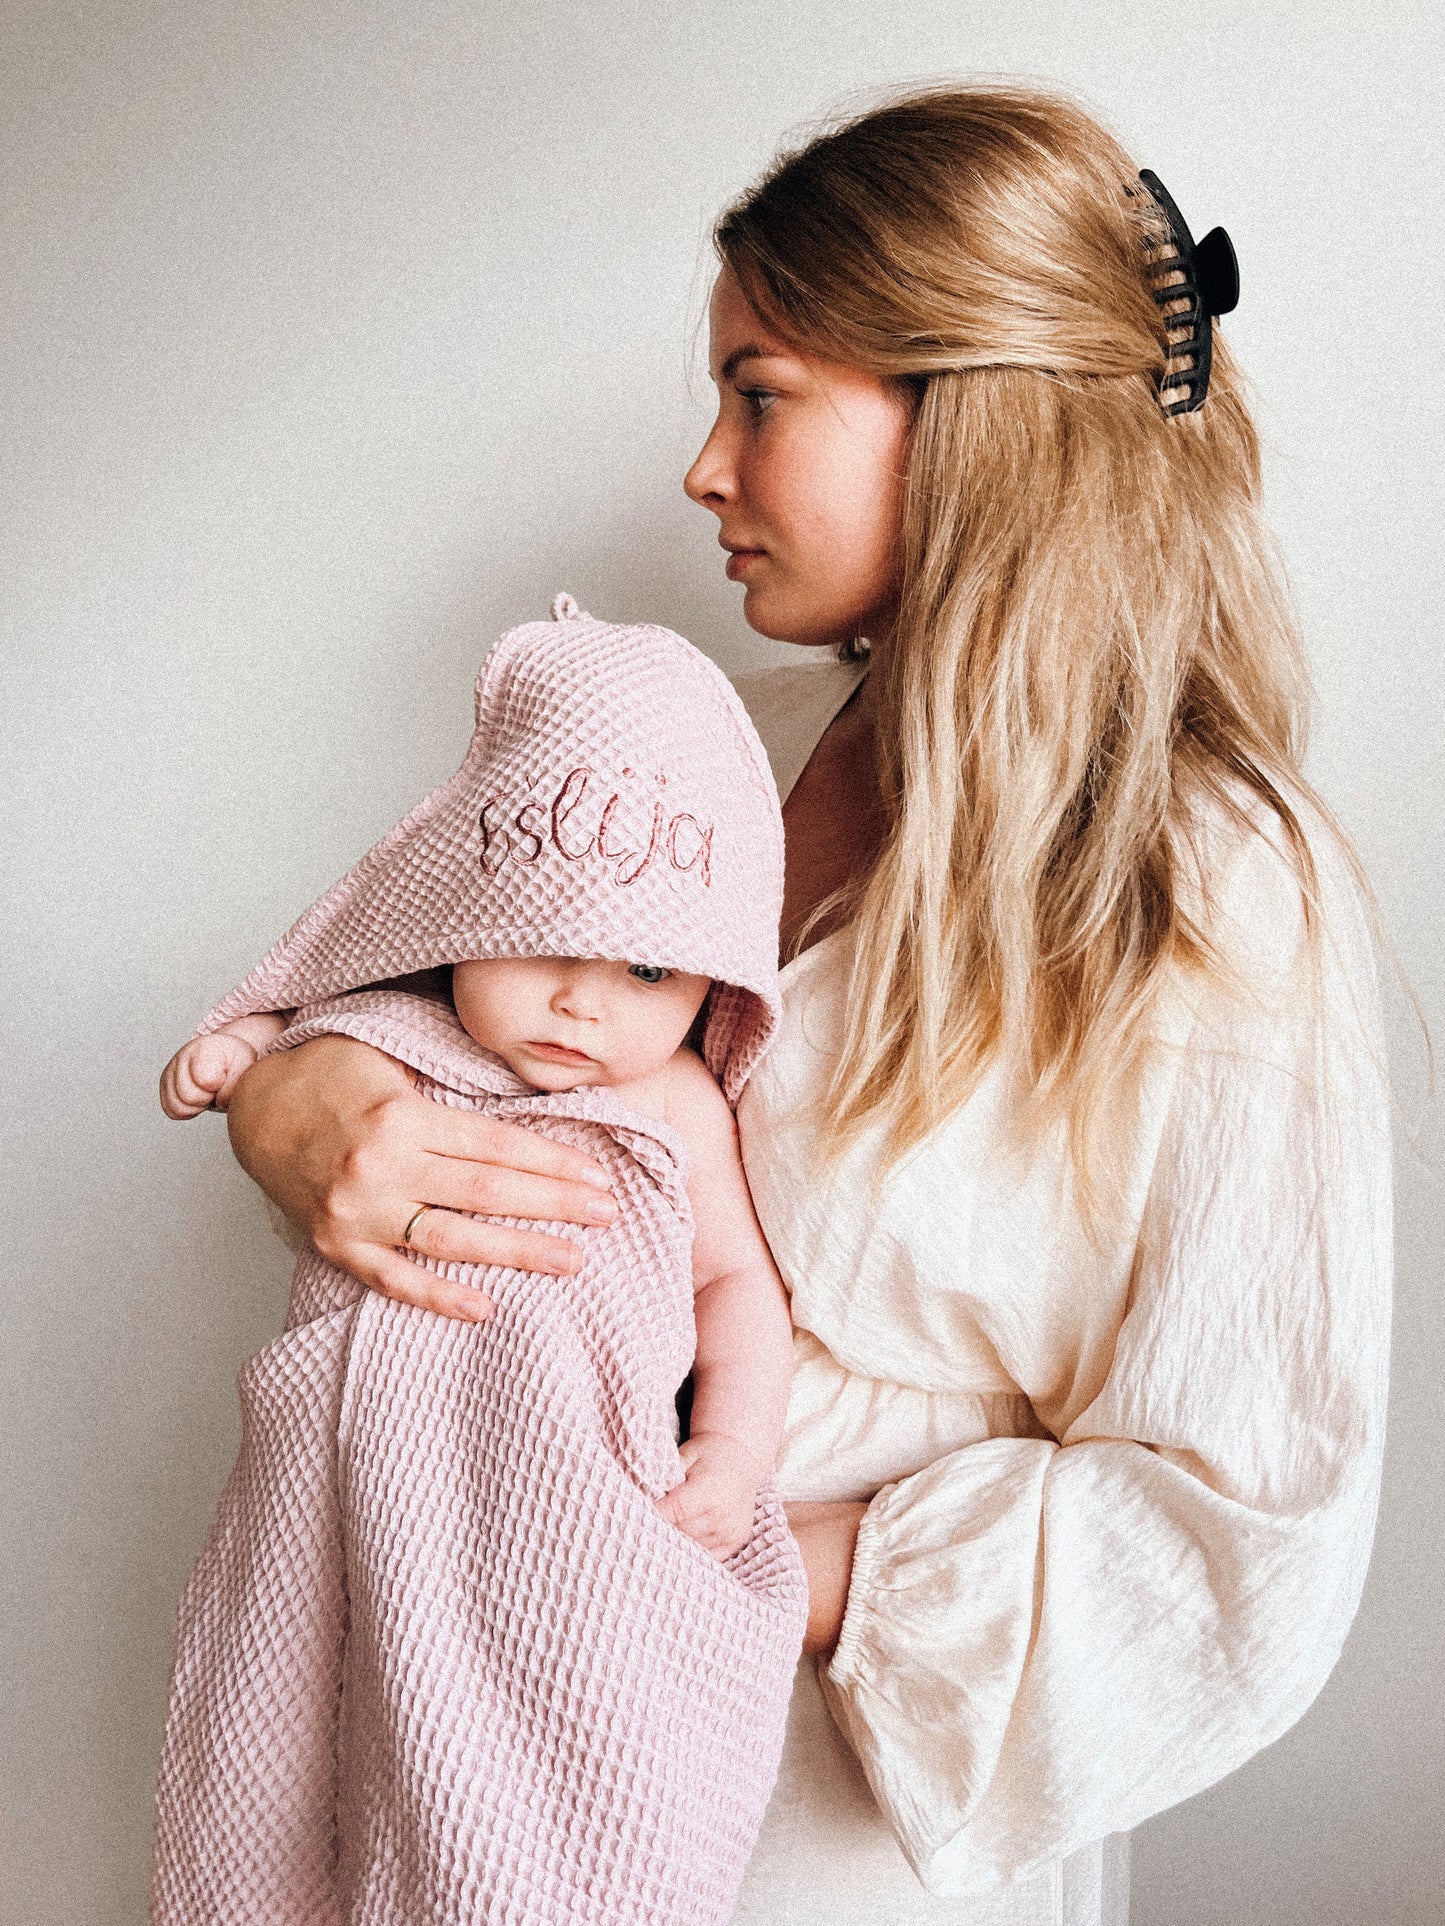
717, 343, 783, 383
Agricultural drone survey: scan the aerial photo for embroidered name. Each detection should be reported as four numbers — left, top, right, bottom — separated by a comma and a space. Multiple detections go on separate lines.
480, 766, 713, 888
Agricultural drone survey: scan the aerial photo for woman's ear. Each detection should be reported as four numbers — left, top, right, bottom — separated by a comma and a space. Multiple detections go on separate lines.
897, 371, 929, 415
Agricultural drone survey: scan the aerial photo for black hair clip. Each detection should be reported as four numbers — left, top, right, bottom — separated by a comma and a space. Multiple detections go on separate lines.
1138, 169, 1239, 416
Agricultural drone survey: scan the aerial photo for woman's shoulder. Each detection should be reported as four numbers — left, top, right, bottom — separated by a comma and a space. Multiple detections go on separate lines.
729, 654, 869, 805
1173, 776, 1381, 1037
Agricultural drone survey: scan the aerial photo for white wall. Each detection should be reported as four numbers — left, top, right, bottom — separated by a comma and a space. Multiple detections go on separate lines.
3, 3, 1440, 1920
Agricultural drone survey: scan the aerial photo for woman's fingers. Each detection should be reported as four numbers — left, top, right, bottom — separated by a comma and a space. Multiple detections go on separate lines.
396, 1205, 586, 1277
316, 1098, 612, 1266
415, 1150, 619, 1234
224, 1034, 617, 1307
309, 1194, 586, 1284
303, 1095, 602, 1281
326, 1099, 616, 1234
353, 1242, 497, 1323
420, 1108, 616, 1225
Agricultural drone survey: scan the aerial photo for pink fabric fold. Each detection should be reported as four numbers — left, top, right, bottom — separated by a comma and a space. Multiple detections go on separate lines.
150, 605, 806, 1922
151, 994, 809, 1925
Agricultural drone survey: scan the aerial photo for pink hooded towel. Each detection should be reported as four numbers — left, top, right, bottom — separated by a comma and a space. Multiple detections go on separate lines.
149, 598, 810, 1926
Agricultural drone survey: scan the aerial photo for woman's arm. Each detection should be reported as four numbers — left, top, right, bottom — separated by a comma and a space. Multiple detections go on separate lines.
812, 823, 1393, 1893
786, 1500, 868, 1656
225, 1027, 619, 1320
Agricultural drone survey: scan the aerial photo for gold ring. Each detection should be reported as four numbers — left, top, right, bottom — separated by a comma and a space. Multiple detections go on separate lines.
401, 1204, 435, 1249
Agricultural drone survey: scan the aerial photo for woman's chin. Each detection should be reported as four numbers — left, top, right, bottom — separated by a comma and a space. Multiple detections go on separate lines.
741, 586, 855, 650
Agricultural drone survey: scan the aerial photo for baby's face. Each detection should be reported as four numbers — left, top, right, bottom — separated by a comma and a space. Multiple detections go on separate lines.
451, 955, 712, 1090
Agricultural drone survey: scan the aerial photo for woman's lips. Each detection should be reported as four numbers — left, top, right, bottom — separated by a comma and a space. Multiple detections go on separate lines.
525, 1040, 596, 1064
724, 547, 767, 580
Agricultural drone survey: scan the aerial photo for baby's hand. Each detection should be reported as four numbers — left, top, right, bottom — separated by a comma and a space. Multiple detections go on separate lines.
654, 1432, 770, 1562
160, 1033, 261, 1118
160, 1018, 284, 1119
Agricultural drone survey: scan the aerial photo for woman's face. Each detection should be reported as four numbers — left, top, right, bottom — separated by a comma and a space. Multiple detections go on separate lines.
684, 265, 914, 650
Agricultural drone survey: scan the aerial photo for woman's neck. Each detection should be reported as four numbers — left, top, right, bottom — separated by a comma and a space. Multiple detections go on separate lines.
778, 666, 888, 963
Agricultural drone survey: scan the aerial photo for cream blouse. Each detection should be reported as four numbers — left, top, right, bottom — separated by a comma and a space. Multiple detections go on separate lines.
723, 657, 1392, 1923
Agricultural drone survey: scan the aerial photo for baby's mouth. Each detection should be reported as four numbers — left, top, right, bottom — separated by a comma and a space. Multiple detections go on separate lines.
525, 1040, 596, 1065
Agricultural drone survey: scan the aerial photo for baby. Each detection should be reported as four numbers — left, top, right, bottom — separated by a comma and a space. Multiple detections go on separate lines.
161, 947, 790, 1558
149, 597, 809, 1926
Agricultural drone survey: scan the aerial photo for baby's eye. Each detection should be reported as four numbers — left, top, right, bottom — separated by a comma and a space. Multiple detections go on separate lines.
628, 964, 670, 985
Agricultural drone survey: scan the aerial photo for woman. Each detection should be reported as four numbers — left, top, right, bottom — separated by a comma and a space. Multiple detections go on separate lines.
223, 84, 1392, 1924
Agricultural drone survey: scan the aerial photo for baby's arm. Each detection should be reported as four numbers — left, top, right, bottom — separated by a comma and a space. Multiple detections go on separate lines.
653, 1049, 794, 1559
160, 1013, 288, 1119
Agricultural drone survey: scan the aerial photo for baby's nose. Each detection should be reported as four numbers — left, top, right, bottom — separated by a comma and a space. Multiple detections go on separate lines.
551, 970, 604, 1018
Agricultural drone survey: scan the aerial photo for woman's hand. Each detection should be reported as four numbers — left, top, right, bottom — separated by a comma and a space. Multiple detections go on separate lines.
785, 1499, 869, 1657
225, 1034, 618, 1320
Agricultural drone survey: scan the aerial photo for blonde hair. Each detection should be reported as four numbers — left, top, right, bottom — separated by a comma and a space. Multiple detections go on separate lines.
716, 82, 1353, 1204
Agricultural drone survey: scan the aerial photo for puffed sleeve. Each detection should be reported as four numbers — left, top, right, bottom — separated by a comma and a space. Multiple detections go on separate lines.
816, 811, 1394, 1895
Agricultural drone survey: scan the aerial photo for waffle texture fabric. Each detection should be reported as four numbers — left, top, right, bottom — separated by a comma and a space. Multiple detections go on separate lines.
151, 993, 809, 1924
194, 594, 784, 1104
150, 602, 807, 1922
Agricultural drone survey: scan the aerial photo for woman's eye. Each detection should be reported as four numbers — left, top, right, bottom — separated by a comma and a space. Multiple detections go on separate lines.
738, 386, 776, 417
629, 964, 669, 985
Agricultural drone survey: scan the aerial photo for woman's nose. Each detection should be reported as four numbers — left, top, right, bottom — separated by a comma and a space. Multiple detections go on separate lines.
683, 414, 733, 512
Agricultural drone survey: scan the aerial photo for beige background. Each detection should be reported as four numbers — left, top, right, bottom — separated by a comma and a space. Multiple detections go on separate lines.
2, 3, 1440, 1921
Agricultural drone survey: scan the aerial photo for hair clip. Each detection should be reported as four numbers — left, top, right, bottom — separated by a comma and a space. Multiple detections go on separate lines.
1138, 169, 1239, 416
